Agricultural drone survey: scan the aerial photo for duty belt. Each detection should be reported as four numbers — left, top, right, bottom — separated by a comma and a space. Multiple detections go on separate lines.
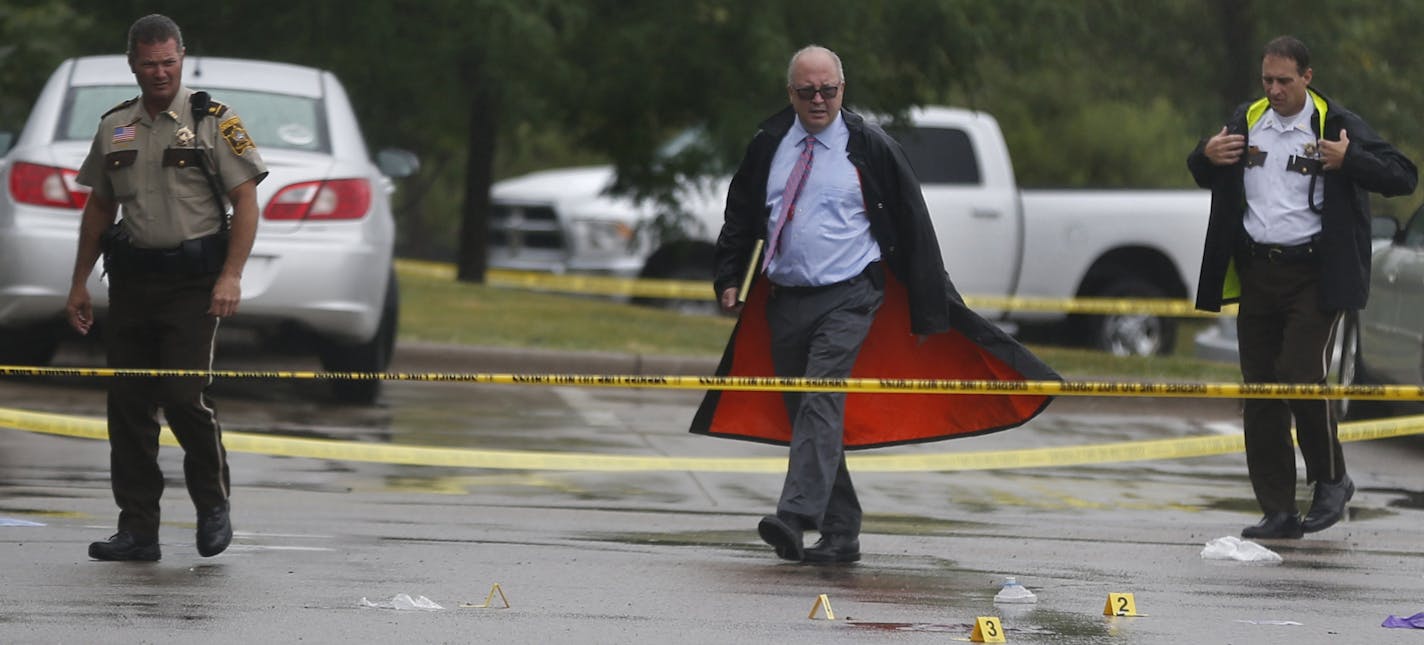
107, 233, 229, 275
1245, 239, 1318, 264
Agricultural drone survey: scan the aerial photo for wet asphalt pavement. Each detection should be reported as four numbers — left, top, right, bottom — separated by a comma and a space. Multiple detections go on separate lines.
2, 341, 1424, 644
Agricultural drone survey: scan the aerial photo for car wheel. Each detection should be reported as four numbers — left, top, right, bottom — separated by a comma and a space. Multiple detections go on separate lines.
1331, 311, 1363, 421
320, 269, 398, 405
1081, 277, 1178, 357
0, 324, 60, 366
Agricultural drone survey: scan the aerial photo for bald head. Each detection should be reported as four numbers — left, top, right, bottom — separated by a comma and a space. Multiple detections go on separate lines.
786, 45, 845, 85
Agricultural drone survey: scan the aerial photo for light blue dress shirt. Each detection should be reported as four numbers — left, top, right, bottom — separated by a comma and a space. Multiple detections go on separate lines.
764, 113, 881, 287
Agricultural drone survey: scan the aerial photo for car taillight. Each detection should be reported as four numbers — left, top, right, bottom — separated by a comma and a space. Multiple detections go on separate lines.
263, 179, 372, 221
9, 162, 90, 209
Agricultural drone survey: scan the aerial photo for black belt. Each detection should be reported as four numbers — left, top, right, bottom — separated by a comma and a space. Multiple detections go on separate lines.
1244, 239, 1317, 264
771, 261, 883, 295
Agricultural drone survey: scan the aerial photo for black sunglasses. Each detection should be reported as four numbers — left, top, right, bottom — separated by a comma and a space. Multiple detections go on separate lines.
792, 85, 840, 101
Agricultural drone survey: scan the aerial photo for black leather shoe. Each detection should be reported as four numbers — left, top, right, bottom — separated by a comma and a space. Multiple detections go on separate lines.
89, 531, 161, 561
196, 503, 233, 557
803, 534, 860, 563
1301, 474, 1354, 534
757, 515, 803, 561
1241, 512, 1303, 539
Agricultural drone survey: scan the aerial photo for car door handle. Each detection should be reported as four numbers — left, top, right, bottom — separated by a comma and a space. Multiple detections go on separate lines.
971, 208, 1001, 219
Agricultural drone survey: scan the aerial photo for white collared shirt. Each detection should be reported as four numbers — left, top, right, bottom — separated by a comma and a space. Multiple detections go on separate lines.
1243, 99, 1325, 246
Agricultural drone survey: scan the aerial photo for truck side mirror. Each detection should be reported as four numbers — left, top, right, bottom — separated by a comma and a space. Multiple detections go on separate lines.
376, 148, 420, 179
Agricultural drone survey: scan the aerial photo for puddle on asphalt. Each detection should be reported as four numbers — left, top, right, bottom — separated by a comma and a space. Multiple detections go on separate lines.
0, 507, 89, 519
1205, 496, 1398, 522
864, 514, 991, 536
843, 608, 1112, 640
579, 512, 991, 551
1386, 489, 1424, 510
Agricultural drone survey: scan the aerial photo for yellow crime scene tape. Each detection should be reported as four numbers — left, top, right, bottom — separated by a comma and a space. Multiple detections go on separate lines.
4, 365, 1424, 472
4, 365, 1424, 401
396, 260, 1234, 317
0, 262, 1381, 472
3, 401, 1422, 473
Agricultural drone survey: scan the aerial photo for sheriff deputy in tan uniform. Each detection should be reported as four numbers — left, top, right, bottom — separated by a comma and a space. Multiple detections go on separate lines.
65, 14, 267, 562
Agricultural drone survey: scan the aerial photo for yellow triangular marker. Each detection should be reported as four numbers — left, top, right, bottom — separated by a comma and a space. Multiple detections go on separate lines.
1103, 592, 1139, 616
808, 593, 835, 620
970, 616, 1006, 642
460, 583, 511, 609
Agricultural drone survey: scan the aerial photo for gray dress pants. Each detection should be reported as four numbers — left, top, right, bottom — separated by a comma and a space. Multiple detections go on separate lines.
766, 266, 884, 537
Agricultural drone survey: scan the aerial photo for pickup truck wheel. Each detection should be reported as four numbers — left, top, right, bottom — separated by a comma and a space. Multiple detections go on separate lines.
320, 270, 398, 405
1085, 277, 1177, 357
0, 324, 59, 365
635, 244, 718, 316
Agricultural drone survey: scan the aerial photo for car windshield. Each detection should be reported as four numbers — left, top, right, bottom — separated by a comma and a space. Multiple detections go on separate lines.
59, 86, 328, 153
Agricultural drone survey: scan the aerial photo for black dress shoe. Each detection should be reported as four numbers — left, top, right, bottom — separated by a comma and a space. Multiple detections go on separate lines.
1241, 512, 1303, 540
757, 515, 804, 561
197, 503, 233, 557
89, 531, 161, 561
803, 534, 860, 563
1302, 474, 1355, 534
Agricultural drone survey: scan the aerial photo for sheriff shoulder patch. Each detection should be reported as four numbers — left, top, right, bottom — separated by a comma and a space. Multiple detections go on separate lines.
219, 116, 256, 156
205, 100, 229, 118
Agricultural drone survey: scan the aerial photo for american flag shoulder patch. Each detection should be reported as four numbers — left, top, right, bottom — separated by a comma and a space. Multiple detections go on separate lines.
112, 125, 137, 144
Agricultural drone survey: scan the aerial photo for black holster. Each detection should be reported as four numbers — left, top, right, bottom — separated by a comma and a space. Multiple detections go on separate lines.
104, 232, 229, 276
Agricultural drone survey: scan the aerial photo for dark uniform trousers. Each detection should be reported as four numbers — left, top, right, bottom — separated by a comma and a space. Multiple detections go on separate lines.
106, 270, 230, 540
765, 264, 884, 537
1236, 256, 1347, 515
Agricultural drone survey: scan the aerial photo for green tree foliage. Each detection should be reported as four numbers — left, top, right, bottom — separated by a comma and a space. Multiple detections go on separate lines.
0, 1, 92, 128
550, 0, 998, 246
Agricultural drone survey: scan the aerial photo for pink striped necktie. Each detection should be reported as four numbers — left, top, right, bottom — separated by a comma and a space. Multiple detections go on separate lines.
763, 135, 816, 270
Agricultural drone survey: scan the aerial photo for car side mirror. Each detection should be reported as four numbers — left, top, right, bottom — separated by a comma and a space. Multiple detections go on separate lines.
376, 148, 420, 179
1371, 215, 1402, 244
0, 131, 13, 156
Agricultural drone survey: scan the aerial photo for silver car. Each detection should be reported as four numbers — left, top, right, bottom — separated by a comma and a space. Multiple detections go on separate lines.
0, 56, 416, 402
1352, 210, 1424, 390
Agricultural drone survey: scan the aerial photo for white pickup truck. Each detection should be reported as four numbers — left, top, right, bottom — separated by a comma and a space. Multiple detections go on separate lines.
489, 106, 1211, 356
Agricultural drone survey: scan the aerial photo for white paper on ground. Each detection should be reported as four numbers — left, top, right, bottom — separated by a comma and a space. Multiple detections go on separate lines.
1201, 536, 1283, 562
0, 517, 45, 527
359, 593, 444, 610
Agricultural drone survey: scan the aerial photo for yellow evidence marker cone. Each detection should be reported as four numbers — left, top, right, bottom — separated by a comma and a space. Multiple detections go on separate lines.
460, 583, 511, 609
970, 616, 1006, 642
1103, 592, 1141, 617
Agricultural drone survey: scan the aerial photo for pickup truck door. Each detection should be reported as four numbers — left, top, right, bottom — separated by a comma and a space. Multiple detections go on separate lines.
893, 125, 1020, 317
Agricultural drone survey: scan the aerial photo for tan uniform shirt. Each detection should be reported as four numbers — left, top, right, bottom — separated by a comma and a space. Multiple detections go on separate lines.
77, 86, 268, 249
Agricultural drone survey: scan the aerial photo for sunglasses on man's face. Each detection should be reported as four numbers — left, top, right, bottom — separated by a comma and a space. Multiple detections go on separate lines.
793, 85, 840, 101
